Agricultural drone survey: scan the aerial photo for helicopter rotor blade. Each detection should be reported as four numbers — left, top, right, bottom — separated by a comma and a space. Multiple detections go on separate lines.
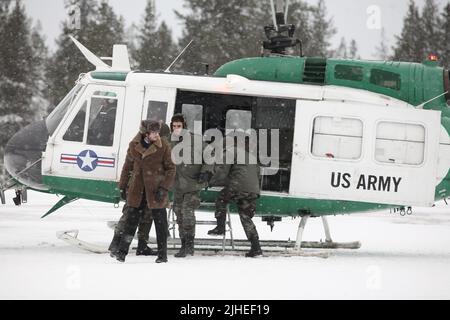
270, 0, 279, 31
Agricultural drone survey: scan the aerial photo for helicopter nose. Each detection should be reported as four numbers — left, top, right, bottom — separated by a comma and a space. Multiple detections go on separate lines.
4, 120, 49, 191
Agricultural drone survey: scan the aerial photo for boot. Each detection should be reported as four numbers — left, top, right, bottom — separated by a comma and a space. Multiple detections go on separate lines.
174, 237, 186, 258
153, 209, 168, 263
207, 216, 226, 236
113, 250, 126, 263
112, 208, 141, 263
108, 233, 121, 254
185, 234, 195, 256
155, 255, 168, 263
245, 236, 263, 258
136, 240, 157, 256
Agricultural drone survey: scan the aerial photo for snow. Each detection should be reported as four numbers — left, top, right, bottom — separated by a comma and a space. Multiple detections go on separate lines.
1, 190, 450, 299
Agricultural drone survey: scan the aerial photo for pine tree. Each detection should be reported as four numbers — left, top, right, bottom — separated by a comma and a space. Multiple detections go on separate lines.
175, 0, 336, 73
0, 0, 47, 182
0, 0, 11, 182
421, 0, 441, 57
305, 0, 336, 57
348, 39, 359, 59
440, 3, 450, 68
134, 0, 177, 71
334, 37, 347, 59
46, 0, 97, 109
46, 0, 125, 110
175, 0, 263, 74
125, 23, 139, 69
392, 0, 426, 62
375, 27, 390, 60
0, 1, 34, 133
30, 22, 50, 121
86, 0, 124, 57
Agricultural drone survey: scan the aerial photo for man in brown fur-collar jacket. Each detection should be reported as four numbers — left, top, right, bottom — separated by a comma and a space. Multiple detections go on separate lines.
111, 120, 175, 263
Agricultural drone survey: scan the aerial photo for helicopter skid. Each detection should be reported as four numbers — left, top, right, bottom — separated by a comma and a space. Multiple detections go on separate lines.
56, 230, 109, 254
165, 237, 360, 250
56, 229, 330, 257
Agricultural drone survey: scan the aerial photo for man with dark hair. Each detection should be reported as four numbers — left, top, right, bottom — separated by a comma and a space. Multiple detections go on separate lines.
110, 120, 175, 263
170, 113, 213, 258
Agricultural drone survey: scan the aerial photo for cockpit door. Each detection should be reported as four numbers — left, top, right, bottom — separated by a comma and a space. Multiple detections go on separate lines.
45, 84, 125, 182
290, 100, 441, 207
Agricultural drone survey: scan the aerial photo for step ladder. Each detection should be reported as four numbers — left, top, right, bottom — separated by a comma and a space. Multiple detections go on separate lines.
168, 202, 235, 251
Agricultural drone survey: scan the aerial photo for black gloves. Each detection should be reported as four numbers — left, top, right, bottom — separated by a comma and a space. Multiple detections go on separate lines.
198, 171, 213, 184
155, 187, 168, 202
120, 189, 127, 201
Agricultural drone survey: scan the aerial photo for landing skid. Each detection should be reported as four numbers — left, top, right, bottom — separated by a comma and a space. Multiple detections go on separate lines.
57, 215, 359, 257
56, 230, 109, 254
56, 229, 329, 258
294, 215, 361, 250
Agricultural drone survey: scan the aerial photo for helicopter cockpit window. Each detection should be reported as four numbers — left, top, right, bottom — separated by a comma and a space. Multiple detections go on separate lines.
93, 91, 117, 97
46, 84, 84, 136
311, 116, 363, 160
63, 101, 87, 142
375, 122, 425, 165
86, 94, 118, 147
147, 101, 168, 122
335, 65, 364, 81
370, 69, 401, 91
182, 104, 203, 132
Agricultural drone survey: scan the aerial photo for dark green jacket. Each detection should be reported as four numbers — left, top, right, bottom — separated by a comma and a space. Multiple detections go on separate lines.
210, 139, 261, 195
171, 131, 214, 193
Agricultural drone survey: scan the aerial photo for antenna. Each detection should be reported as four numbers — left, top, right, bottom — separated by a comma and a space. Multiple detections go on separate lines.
164, 39, 194, 73
417, 91, 448, 109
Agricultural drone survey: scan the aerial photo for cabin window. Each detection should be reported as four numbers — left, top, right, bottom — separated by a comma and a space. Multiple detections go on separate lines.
226, 110, 252, 131
370, 69, 401, 90
375, 122, 425, 165
86, 94, 118, 146
311, 116, 363, 160
63, 101, 87, 142
147, 101, 168, 122
182, 104, 203, 132
334, 65, 364, 81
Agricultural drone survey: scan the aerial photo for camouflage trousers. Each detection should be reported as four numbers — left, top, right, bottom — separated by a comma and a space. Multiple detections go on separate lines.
115, 202, 153, 242
215, 188, 260, 241
173, 191, 201, 239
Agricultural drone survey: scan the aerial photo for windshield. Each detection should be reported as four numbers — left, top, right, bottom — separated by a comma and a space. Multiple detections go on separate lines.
45, 84, 85, 135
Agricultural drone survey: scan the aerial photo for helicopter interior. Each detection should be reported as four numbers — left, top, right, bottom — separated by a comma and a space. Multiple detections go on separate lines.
174, 90, 295, 193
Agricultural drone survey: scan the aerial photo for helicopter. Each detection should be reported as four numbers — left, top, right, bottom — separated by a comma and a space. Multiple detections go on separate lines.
1, 0, 450, 253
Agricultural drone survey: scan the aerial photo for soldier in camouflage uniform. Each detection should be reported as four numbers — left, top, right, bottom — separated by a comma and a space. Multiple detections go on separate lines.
208, 132, 263, 257
170, 114, 213, 258
108, 123, 172, 256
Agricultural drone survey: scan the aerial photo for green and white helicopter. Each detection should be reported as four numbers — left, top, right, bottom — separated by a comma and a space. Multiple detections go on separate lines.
2, 0, 450, 254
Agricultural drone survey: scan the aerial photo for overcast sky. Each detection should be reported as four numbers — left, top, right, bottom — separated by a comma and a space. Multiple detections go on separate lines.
23, 0, 448, 60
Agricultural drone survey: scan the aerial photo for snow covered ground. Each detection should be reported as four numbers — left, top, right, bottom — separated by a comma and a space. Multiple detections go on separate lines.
1, 190, 450, 300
